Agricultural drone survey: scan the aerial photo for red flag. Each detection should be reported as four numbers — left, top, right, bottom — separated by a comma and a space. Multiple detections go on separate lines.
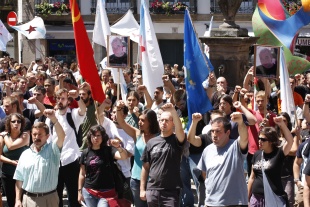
69, 0, 105, 103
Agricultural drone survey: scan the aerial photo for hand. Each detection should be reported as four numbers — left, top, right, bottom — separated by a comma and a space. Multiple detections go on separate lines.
3, 80, 12, 87
234, 85, 241, 93
43, 109, 56, 121
273, 116, 285, 126
240, 88, 248, 97
78, 190, 84, 204
0, 131, 8, 136
116, 100, 126, 109
14, 200, 22, 207
295, 73, 301, 80
133, 106, 140, 117
30, 61, 35, 66
162, 75, 170, 83
305, 94, 310, 103
233, 101, 242, 109
79, 82, 90, 90
58, 74, 66, 81
28, 96, 38, 104
140, 189, 147, 201
68, 90, 79, 99
137, 85, 147, 93
11, 160, 18, 166
100, 99, 112, 109
174, 64, 178, 69
247, 66, 254, 76
192, 113, 202, 123
110, 138, 122, 148
230, 112, 243, 124
208, 72, 216, 85
217, 85, 225, 94
161, 103, 175, 112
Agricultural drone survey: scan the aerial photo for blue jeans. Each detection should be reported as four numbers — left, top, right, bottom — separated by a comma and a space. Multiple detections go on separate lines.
180, 154, 205, 207
82, 188, 109, 207
130, 178, 148, 207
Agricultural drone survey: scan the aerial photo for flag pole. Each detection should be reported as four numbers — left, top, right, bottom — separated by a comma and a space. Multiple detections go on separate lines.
117, 68, 120, 102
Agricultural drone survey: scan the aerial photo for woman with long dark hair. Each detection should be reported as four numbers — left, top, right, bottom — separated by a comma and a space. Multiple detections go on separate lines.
0, 113, 29, 207
116, 100, 160, 207
248, 116, 293, 207
78, 125, 128, 207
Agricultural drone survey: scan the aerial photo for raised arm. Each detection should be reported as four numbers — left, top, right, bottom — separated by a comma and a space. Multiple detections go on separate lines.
243, 66, 254, 91
233, 101, 257, 125
28, 97, 46, 118
203, 72, 217, 100
44, 109, 65, 149
231, 112, 248, 150
187, 113, 202, 147
111, 138, 128, 160
137, 85, 153, 109
162, 75, 176, 105
274, 116, 293, 156
116, 100, 139, 141
303, 94, 310, 123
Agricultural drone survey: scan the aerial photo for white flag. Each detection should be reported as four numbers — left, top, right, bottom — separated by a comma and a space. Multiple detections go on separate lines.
0, 19, 13, 51
110, 68, 128, 102
280, 47, 296, 122
111, 10, 140, 43
93, 0, 111, 47
139, 0, 164, 96
11, 16, 46, 39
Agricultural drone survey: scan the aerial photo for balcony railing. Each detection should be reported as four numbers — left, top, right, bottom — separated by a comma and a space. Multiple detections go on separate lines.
149, 0, 197, 14
91, 0, 135, 14
210, 0, 255, 14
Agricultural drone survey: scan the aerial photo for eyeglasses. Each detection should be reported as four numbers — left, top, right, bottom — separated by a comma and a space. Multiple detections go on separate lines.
258, 137, 268, 142
307, 122, 310, 126
11, 120, 21, 124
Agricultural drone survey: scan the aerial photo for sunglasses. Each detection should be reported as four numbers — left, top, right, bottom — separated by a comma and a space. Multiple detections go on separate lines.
258, 137, 268, 142
11, 120, 21, 124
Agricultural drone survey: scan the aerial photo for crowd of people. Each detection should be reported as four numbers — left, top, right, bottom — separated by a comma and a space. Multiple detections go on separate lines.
0, 54, 309, 207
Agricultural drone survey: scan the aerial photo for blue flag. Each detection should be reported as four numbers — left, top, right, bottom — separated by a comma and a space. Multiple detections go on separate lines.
184, 9, 213, 130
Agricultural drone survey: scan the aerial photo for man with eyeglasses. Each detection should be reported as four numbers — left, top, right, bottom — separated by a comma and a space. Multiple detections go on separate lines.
140, 103, 185, 206
197, 112, 248, 207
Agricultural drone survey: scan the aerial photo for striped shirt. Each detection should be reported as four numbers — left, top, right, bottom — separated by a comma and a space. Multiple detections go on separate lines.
13, 142, 61, 193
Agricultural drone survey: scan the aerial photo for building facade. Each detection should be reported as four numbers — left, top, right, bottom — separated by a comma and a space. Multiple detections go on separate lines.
2, 0, 256, 66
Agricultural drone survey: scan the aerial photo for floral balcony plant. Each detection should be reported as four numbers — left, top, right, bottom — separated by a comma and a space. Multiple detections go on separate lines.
35, 1, 70, 16
150, 1, 188, 15
282, 0, 301, 16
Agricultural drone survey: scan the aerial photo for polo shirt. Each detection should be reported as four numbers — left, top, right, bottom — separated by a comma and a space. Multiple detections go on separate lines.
13, 142, 61, 193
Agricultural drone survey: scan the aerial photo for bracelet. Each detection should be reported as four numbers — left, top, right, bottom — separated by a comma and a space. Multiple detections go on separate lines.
294, 178, 300, 183
53, 120, 59, 125
78, 189, 82, 192
209, 85, 216, 88
118, 147, 124, 153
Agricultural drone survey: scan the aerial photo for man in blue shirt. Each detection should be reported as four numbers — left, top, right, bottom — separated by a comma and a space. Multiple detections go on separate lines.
14, 109, 65, 207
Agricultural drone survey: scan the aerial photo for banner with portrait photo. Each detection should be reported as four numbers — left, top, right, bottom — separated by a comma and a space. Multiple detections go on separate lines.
107, 35, 130, 68
254, 45, 280, 79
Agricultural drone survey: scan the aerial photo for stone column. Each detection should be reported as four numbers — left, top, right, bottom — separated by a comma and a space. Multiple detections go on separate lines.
200, 37, 258, 88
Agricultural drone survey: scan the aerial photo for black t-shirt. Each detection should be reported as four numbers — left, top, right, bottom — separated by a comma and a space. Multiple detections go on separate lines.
0, 116, 32, 132
23, 108, 36, 125
141, 134, 185, 190
252, 148, 286, 196
80, 146, 117, 190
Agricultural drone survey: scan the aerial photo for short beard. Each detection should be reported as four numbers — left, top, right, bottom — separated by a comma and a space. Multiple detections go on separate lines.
82, 97, 89, 104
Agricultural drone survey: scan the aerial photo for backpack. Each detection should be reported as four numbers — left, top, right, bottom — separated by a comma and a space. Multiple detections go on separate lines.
50, 111, 83, 147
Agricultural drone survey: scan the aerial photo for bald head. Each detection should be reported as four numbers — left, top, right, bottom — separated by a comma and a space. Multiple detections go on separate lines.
216, 77, 227, 90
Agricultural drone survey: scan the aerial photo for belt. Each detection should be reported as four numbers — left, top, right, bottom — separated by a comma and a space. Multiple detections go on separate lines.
24, 189, 56, 197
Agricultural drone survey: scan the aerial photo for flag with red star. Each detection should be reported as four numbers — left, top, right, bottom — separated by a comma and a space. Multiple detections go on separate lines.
10, 17, 46, 39
139, 0, 164, 96
0, 19, 13, 51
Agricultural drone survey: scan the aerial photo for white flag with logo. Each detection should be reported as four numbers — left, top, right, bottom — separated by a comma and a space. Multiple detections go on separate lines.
11, 16, 46, 39
111, 10, 140, 43
139, 0, 164, 96
93, 0, 111, 47
0, 19, 13, 51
